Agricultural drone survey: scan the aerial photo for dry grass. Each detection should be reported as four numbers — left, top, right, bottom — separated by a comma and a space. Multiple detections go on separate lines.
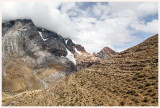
2, 56, 67, 93
2, 93, 14, 105
2, 58, 44, 93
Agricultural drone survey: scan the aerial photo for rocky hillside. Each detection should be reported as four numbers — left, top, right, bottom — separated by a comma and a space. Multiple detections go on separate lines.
5, 34, 158, 106
2, 19, 100, 94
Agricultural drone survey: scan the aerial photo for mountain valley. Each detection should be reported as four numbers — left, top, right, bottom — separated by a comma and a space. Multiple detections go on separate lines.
2, 19, 158, 106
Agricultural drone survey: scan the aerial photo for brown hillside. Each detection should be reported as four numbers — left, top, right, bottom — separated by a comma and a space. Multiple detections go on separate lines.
6, 34, 158, 106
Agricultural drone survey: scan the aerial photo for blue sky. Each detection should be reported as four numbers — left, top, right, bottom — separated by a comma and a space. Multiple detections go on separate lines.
2, 2, 158, 53
142, 14, 158, 23
58, 2, 158, 52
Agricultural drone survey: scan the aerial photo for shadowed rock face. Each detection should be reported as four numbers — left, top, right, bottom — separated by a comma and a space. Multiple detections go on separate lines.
36, 28, 68, 56
2, 19, 79, 93
75, 44, 86, 52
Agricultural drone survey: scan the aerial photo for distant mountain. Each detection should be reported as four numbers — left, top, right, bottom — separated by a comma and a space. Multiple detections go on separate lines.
7, 34, 158, 106
94, 47, 117, 59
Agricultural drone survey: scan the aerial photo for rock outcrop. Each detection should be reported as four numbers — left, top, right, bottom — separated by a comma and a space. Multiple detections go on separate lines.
74, 51, 101, 71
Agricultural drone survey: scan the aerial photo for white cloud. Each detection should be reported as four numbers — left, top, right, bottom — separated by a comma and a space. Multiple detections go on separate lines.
2, 2, 78, 40
92, 3, 110, 17
131, 19, 158, 34
108, 2, 158, 18
136, 2, 158, 17
59, 2, 76, 14
2, 2, 158, 53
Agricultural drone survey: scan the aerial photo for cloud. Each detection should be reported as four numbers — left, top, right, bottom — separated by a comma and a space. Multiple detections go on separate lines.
108, 2, 158, 17
131, 19, 158, 34
2, 2, 158, 53
2, 2, 78, 40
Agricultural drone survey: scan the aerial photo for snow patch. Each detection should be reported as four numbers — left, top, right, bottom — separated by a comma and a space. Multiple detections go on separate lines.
38, 31, 47, 41
74, 47, 81, 55
66, 48, 76, 65
65, 39, 69, 44
42, 28, 45, 31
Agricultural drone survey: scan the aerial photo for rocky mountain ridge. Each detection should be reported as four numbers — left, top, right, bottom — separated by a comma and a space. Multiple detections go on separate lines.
2, 19, 115, 95
2, 19, 74, 93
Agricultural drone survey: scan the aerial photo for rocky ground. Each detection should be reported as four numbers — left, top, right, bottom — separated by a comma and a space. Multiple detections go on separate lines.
4, 34, 158, 106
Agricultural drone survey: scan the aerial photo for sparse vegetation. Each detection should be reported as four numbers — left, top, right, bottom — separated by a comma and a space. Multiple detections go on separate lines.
120, 101, 125, 106
132, 97, 139, 104
145, 83, 151, 86
143, 97, 149, 102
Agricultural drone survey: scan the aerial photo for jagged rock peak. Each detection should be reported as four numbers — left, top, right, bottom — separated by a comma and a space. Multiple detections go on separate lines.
96, 46, 117, 59
103, 47, 117, 55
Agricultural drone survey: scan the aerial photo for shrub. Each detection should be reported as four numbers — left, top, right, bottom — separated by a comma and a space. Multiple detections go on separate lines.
152, 82, 156, 85
80, 81, 86, 86
149, 75, 156, 79
138, 74, 146, 78
133, 75, 138, 80
145, 93, 150, 96
127, 89, 136, 95
135, 72, 140, 76
69, 103, 75, 106
151, 93, 156, 97
132, 97, 139, 103
138, 85, 143, 89
147, 89, 152, 92
120, 101, 125, 106
151, 100, 156, 103
59, 93, 65, 99
127, 79, 131, 82
143, 97, 149, 102
134, 93, 139, 96
145, 83, 151, 86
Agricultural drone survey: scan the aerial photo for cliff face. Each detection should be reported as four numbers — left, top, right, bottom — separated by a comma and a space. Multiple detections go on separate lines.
2, 19, 82, 93
7, 34, 158, 106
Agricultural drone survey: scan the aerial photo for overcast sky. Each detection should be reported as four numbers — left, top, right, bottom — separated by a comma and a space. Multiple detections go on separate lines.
2, 2, 158, 53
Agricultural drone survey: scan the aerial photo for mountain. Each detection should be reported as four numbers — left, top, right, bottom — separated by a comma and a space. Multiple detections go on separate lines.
94, 47, 117, 59
2, 19, 100, 95
5, 34, 158, 106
